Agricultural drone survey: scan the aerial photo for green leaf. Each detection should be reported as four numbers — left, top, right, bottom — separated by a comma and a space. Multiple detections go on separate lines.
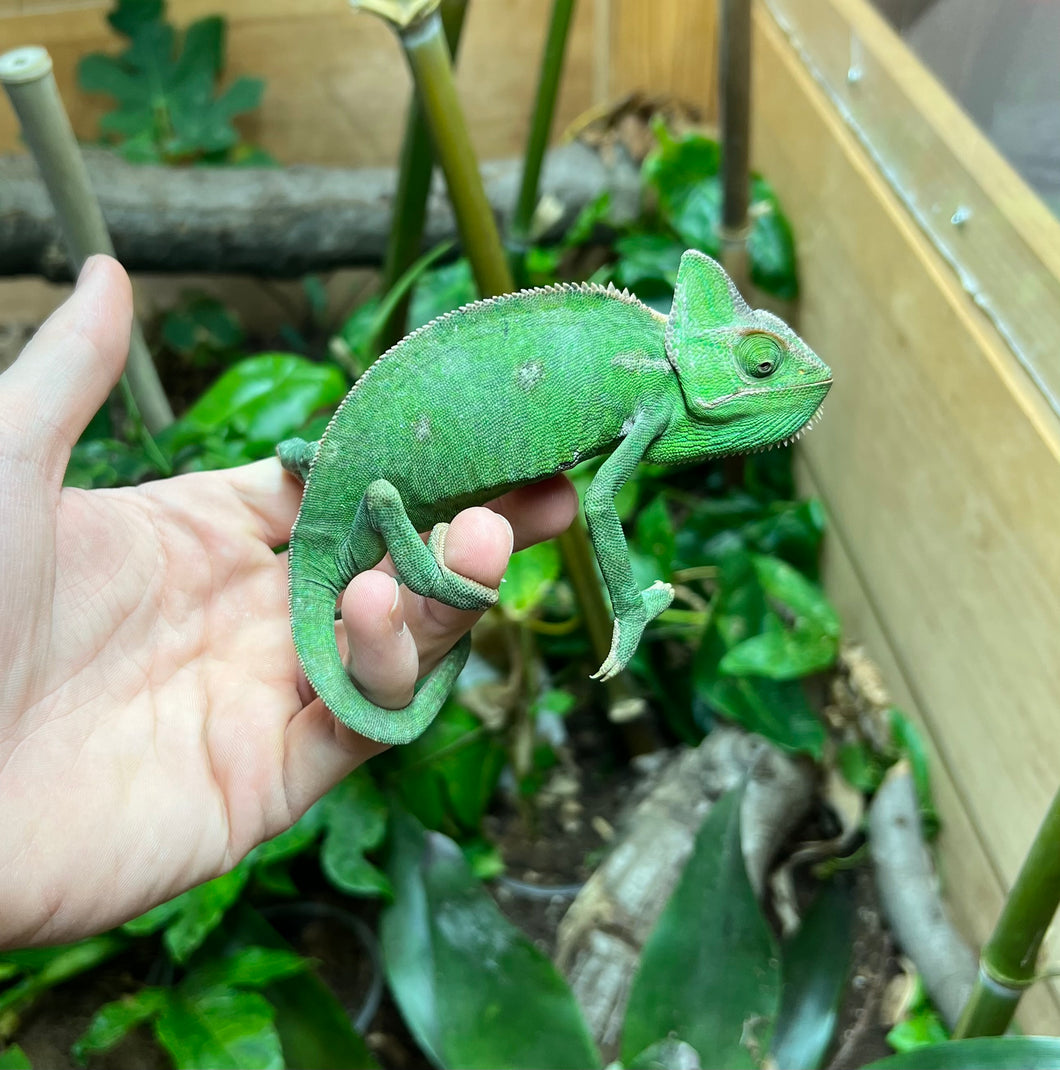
864, 1037, 1060, 1069
622, 785, 780, 1066
0, 1045, 32, 1070
320, 770, 392, 898
153, 986, 283, 1070
174, 16, 224, 83
409, 257, 479, 329
107, 0, 164, 37
748, 178, 799, 301
123, 865, 250, 963
837, 741, 887, 794
498, 540, 562, 619
771, 879, 855, 1069
752, 554, 839, 637
182, 947, 308, 994
611, 232, 685, 295
378, 702, 506, 836
382, 811, 600, 1069
633, 493, 676, 575
886, 1009, 949, 1054
73, 988, 168, 1063
225, 905, 381, 1070
177, 354, 345, 448
642, 122, 721, 207
693, 554, 826, 756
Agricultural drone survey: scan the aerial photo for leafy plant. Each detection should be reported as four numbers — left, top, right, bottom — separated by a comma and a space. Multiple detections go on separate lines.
78, 0, 268, 164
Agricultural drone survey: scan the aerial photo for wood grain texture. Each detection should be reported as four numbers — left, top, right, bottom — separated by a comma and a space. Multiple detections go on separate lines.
606, 0, 718, 117
796, 457, 1060, 1031
0, 0, 598, 164
757, 2, 1060, 1028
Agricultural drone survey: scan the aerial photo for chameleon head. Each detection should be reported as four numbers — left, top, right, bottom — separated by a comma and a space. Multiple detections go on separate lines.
660, 250, 832, 459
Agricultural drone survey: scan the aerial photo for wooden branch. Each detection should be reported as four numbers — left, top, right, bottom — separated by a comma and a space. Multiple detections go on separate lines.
869, 763, 979, 1029
0, 142, 640, 279
554, 728, 816, 1061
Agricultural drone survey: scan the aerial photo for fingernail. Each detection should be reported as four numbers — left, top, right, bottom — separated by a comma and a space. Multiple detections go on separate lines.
387, 576, 405, 636
500, 514, 514, 555
77, 255, 105, 287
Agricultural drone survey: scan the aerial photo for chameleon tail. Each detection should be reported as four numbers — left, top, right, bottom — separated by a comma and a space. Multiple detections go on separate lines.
290, 578, 470, 746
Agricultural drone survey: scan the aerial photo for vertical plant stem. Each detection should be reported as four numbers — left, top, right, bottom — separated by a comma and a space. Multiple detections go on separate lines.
954, 782, 1060, 1038
376, 0, 469, 354
0, 46, 174, 433
510, 0, 577, 246
400, 11, 510, 294
718, 0, 752, 294
373, 6, 628, 698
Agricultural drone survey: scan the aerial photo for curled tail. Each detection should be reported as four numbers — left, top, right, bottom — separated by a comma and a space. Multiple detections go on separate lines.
290, 577, 470, 745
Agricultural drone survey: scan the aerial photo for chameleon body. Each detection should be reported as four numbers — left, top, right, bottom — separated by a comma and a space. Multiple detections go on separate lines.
279, 250, 832, 745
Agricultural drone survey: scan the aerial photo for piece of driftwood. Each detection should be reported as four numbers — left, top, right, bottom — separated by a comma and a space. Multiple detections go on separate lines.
554, 727, 816, 1059
869, 763, 978, 1029
0, 141, 640, 279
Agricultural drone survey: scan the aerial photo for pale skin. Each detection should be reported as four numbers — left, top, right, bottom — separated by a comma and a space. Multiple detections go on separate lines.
0, 256, 577, 950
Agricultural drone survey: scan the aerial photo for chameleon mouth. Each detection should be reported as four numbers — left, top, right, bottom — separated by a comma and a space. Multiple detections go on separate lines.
750, 399, 827, 453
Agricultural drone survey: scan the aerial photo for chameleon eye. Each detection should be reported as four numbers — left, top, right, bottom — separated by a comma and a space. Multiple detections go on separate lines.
737, 333, 784, 379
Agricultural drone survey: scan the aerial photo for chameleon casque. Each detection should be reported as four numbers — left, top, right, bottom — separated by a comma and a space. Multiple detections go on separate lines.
278, 250, 832, 745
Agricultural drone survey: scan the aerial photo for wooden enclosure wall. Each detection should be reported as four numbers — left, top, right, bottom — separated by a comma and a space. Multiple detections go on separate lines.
0, 0, 718, 164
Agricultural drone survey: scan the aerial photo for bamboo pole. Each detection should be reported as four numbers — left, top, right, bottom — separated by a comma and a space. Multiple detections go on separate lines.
0, 46, 173, 433
954, 782, 1060, 1037
510, 0, 577, 247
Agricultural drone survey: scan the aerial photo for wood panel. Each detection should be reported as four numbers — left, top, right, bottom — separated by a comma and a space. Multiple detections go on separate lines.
0, 0, 598, 164
606, 0, 718, 117
755, 1, 1060, 1028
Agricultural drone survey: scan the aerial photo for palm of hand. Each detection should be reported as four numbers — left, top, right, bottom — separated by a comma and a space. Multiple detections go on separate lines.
3, 460, 331, 945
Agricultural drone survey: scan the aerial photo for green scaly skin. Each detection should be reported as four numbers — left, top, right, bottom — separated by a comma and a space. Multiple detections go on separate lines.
278, 250, 832, 744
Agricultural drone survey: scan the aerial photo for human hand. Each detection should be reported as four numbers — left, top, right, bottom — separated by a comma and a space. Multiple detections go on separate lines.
0, 256, 577, 948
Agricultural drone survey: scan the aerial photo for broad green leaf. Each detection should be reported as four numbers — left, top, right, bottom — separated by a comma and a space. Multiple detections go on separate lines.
748, 178, 798, 301
864, 1037, 1060, 1069
0, 1045, 31, 1069
174, 16, 224, 83
123, 865, 250, 963
73, 988, 168, 1063
498, 540, 562, 619
182, 947, 308, 994
886, 1009, 949, 1054
177, 354, 345, 447
107, 0, 164, 37
409, 258, 478, 329
693, 554, 826, 756
633, 493, 675, 575
719, 625, 837, 680
377, 702, 506, 836
320, 770, 392, 898
382, 811, 600, 1069
642, 122, 721, 207
153, 986, 282, 1070
622, 785, 780, 1067
771, 879, 855, 1069
752, 554, 839, 637
611, 232, 684, 295
226, 905, 381, 1070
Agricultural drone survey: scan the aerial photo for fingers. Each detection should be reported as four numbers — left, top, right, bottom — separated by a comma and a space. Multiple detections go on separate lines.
214, 457, 305, 548
0, 256, 132, 471
488, 473, 578, 550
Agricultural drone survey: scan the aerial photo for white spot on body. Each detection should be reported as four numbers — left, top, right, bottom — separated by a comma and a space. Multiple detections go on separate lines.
611, 352, 671, 373
516, 360, 544, 391
620, 417, 635, 438
413, 415, 431, 441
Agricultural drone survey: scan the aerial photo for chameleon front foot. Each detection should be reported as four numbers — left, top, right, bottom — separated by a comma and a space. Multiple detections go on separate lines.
590, 580, 674, 682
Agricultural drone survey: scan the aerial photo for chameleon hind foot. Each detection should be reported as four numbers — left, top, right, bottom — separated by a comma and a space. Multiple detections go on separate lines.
591, 580, 674, 682
355, 480, 498, 612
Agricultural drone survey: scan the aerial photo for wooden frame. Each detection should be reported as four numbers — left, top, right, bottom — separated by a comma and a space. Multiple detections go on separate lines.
751, 0, 1060, 1029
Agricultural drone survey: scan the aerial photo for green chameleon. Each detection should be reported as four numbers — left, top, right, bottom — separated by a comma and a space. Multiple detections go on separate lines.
278, 250, 832, 745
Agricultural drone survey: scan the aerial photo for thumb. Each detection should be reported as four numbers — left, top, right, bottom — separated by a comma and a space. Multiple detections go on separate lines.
0, 255, 132, 476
